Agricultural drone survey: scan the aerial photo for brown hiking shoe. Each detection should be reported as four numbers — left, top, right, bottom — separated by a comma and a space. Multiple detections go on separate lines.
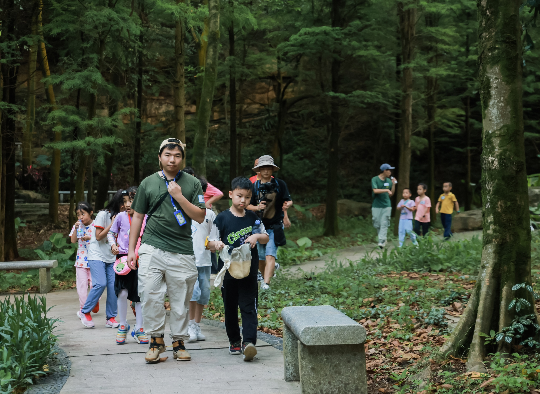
145, 336, 165, 363
172, 340, 191, 361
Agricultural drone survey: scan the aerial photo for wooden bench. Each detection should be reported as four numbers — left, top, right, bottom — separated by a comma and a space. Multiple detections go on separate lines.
282, 305, 367, 394
0, 260, 58, 293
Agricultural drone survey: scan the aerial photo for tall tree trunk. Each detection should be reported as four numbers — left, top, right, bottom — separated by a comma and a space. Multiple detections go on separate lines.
23, 5, 39, 180
4, 64, 19, 260
134, 30, 143, 183
39, 0, 61, 223
322, 0, 343, 237
229, 22, 237, 184
439, 0, 535, 372
174, 1, 186, 167
192, 0, 220, 176
69, 89, 81, 227
464, 34, 472, 211
95, 91, 118, 210
393, 0, 416, 236
465, 95, 471, 210
2, 0, 18, 260
87, 157, 94, 205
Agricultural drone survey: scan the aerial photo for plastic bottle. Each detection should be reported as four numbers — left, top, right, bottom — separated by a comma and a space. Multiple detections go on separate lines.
252, 219, 261, 234
76, 221, 85, 238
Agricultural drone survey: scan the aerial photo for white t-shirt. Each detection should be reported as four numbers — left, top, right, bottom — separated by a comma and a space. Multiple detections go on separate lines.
87, 210, 116, 263
191, 209, 219, 267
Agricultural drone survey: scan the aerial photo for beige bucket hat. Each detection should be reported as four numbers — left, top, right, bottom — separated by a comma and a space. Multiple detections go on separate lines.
252, 155, 279, 172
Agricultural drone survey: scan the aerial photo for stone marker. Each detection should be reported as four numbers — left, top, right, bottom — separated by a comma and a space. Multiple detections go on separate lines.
452, 209, 482, 232
282, 305, 367, 394
0, 260, 58, 293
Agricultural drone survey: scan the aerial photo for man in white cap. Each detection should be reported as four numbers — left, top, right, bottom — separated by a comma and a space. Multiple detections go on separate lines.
127, 138, 206, 363
247, 155, 292, 290
372, 163, 398, 248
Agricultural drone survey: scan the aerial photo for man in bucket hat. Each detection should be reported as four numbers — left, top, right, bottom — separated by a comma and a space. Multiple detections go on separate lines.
372, 163, 398, 248
127, 138, 206, 363
247, 155, 292, 290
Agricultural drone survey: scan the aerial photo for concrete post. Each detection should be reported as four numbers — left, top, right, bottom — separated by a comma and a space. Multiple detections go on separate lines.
39, 268, 52, 293
283, 324, 300, 381
298, 342, 367, 394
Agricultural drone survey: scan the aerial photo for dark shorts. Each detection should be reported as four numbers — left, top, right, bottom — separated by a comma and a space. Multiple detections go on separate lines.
114, 254, 141, 302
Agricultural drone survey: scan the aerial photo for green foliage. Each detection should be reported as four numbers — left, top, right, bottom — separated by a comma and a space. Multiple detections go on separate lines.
489, 353, 540, 393
0, 233, 76, 292
0, 295, 58, 393
365, 234, 483, 274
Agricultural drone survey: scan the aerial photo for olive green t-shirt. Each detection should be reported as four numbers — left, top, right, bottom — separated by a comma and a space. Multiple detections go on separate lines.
371, 176, 392, 208
132, 172, 206, 254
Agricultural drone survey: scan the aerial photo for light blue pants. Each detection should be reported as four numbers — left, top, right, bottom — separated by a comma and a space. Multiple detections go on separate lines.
82, 260, 117, 319
190, 266, 212, 305
398, 219, 417, 247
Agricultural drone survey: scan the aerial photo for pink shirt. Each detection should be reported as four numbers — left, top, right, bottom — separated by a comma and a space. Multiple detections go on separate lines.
415, 196, 431, 223
204, 183, 223, 207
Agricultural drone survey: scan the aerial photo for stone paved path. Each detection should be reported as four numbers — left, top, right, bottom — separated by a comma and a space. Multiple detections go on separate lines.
285, 230, 483, 276
31, 289, 300, 394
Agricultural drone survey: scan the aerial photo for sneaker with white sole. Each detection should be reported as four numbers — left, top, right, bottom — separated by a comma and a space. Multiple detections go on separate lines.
105, 317, 120, 328
188, 323, 197, 343
260, 282, 270, 291
257, 271, 264, 282
116, 324, 130, 345
242, 342, 257, 361
131, 327, 149, 344
273, 262, 280, 277
195, 324, 206, 341
378, 240, 386, 249
77, 310, 95, 328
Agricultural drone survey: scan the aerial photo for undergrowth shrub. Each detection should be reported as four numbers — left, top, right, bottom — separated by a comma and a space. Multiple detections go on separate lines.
363, 234, 483, 274
0, 295, 57, 393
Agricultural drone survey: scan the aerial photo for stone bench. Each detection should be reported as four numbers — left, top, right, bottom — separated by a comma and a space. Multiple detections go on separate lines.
0, 260, 58, 293
282, 305, 367, 394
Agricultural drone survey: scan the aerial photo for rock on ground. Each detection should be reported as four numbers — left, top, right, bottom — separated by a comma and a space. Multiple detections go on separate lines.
452, 209, 482, 232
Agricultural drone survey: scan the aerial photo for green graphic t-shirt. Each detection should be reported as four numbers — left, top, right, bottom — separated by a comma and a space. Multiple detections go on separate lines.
371, 176, 393, 208
132, 171, 206, 254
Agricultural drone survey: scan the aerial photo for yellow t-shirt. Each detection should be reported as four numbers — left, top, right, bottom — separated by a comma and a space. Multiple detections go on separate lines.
438, 192, 457, 214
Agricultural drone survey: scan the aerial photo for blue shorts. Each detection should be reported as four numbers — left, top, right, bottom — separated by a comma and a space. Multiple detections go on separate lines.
257, 227, 278, 260
190, 266, 211, 305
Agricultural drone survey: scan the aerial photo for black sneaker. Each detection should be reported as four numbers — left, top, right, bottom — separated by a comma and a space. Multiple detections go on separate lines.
257, 271, 264, 282
242, 342, 257, 361
229, 341, 242, 355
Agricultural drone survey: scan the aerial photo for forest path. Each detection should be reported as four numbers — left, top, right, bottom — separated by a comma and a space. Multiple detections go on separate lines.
283, 230, 483, 277
29, 289, 300, 394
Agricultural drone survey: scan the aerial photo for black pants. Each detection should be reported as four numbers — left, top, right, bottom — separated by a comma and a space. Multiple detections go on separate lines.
413, 220, 430, 237
221, 275, 258, 345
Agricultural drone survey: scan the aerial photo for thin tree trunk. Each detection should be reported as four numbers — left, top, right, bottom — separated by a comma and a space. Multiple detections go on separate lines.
393, 0, 415, 236
192, 0, 220, 176
229, 22, 237, 184
87, 157, 94, 205
3, 0, 18, 260
23, 5, 39, 178
322, 0, 343, 237
440, 0, 534, 372
464, 34, 472, 211
134, 30, 143, 184
4, 63, 19, 260
0, 59, 4, 260
69, 89, 81, 227
39, 0, 61, 223
174, 1, 186, 167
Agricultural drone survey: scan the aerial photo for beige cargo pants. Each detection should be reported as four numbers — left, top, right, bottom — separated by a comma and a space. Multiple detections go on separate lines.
137, 244, 198, 341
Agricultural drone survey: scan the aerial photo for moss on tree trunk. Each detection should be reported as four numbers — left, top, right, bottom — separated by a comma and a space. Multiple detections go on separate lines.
439, 0, 537, 372
192, 0, 220, 176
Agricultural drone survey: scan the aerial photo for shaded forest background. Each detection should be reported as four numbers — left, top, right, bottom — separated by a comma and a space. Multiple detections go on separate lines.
1, 0, 540, 258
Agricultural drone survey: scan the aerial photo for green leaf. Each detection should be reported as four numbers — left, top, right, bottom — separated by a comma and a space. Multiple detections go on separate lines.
297, 237, 312, 248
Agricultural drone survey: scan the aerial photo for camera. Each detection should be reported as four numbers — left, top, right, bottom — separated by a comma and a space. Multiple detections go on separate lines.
257, 182, 277, 204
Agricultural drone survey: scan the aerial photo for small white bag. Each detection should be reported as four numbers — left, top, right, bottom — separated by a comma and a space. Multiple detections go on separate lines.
214, 243, 252, 288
